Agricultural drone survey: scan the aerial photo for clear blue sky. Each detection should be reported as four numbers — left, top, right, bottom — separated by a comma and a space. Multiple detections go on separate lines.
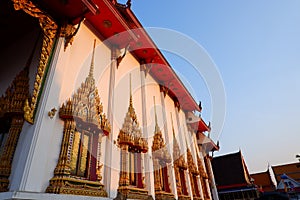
127, 0, 300, 173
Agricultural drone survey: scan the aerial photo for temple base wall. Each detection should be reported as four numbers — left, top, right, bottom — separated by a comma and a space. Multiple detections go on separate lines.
0, 191, 111, 200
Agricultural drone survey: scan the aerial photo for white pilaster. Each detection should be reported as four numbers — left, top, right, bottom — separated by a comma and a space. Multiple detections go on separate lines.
140, 65, 155, 198
159, 89, 177, 198
206, 156, 219, 200
104, 46, 117, 198
10, 38, 64, 192
175, 109, 193, 199
197, 176, 204, 200
174, 108, 185, 154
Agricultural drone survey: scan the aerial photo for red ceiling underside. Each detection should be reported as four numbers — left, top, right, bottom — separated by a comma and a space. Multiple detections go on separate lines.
39, 0, 200, 112
189, 118, 210, 133
198, 132, 219, 151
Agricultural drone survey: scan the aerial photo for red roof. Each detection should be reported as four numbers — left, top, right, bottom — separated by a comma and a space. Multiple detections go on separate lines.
272, 162, 300, 183
36, 0, 200, 112
212, 151, 252, 190
251, 170, 275, 192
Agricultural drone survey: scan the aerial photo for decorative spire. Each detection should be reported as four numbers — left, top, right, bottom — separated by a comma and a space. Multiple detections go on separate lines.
89, 39, 96, 79
129, 73, 132, 107
152, 97, 170, 163
58, 39, 111, 134
118, 74, 148, 152
126, 73, 137, 122
0, 32, 41, 115
171, 112, 179, 156
171, 112, 175, 137
185, 133, 189, 151
153, 96, 159, 133
171, 112, 187, 169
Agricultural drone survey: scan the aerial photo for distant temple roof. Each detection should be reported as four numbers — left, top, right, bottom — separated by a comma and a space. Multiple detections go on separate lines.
34, 0, 200, 112
251, 170, 275, 192
212, 151, 252, 190
272, 162, 300, 183
276, 173, 300, 192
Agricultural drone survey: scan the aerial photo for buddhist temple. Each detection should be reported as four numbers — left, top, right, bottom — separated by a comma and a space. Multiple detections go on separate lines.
272, 162, 300, 184
272, 162, 300, 199
211, 151, 260, 200
0, 0, 219, 199
250, 169, 275, 193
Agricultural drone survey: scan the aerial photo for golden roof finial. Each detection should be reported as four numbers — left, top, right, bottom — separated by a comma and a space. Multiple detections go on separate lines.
89, 39, 96, 78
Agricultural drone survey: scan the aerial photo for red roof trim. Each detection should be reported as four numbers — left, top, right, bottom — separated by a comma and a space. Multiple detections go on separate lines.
217, 183, 248, 190
37, 0, 200, 112
113, 5, 200, 111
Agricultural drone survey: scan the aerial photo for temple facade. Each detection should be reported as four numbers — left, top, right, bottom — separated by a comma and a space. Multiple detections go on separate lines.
0, 0, 218, 199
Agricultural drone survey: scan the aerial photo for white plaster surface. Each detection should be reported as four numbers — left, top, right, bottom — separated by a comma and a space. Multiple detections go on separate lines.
2, 22, 213, 200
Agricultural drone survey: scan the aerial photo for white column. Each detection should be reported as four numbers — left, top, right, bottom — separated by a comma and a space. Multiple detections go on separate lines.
197, 176, 204, 200
140, 64, 155, 198
159, 86, 177, 198
104, 46, 117, 197
175, 108, 193, 198
10, 38, 64, 192
206, 156, 219, 200
185, 170, 193, 199
174, 108, 185, 154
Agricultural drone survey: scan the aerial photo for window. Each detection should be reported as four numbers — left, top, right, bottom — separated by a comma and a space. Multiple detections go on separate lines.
180, 168, 188, 195
128, 147, 143, 188
192, 174, 200, 197
161, 166, 170, 192
70, 130, 92, 178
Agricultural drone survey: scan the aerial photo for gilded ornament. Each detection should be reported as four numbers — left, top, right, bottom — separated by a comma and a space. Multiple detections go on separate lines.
187, 148, 201, 198
60, 22, 82, 51
48, 107, 57, 119
171, 114, 190, 199
116, 75, 148, 199
12, 0, 78, 123
151, 97, 174, 199
0, 66, 29, 191
197, 155, 210, 200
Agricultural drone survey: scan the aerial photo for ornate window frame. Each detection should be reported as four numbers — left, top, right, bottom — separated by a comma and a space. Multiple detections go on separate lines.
116, 75, 149, 199
0, 66, 29, 191
152, 98, 174, 200
46, 40, 110, 197
172, 117, 190, 200
11, 0, 78, 124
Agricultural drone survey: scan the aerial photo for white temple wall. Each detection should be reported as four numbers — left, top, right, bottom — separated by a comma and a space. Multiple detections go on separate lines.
108, 51, 142, 198
114, 53, 142, 133
165, 95, 182, 196
3, 20, 209, 199
2, 28, 43, 191
9, 24, 112, 193
177, 109, 193, 197
143, 74, 161, 197
9, 38, 65, 192
164, 96, 178, 151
